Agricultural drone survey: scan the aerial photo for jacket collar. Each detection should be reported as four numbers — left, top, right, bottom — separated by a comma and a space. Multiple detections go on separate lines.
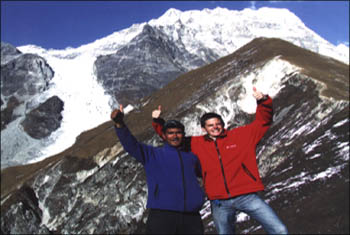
203, 129, 228, 142
163, 142, 187, 152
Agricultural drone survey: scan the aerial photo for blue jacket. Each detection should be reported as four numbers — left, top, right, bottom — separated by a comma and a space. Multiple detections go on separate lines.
115, 126, 205, 212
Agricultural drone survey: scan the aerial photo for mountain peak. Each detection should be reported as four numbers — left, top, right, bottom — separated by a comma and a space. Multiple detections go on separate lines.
156, 8, 182, 23
260, 7, 303, 23
165, 7, 182, 15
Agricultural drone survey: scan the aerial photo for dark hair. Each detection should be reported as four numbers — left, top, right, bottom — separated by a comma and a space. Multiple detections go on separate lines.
162, 120, 185, 133
200, 113, 225, 128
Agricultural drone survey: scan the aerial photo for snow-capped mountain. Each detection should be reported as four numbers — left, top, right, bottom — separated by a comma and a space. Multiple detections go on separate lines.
1, 7, 349, 170
1, 37, 348, 234
148, 7, 349, 64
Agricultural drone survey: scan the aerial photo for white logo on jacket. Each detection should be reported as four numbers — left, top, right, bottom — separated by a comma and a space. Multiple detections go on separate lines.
226, 144, 237, 149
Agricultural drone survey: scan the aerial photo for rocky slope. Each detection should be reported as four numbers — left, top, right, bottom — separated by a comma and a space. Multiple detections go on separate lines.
1, 43, 56, 131
1, 38, 348, 234
93, 23, 217, 106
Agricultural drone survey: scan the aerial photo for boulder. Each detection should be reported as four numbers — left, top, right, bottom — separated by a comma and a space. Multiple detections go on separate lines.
21, 96, 64, 139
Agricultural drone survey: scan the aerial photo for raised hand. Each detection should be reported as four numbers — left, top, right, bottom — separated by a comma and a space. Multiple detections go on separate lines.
152, 105, 162, 119
111, 104, 125, 127
252, 87, 266, 101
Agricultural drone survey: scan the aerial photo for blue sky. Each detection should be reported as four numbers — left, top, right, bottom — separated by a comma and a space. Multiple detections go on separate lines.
1, 1, 349, 50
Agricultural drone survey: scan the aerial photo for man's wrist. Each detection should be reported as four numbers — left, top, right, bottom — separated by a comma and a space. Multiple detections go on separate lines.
153, 117, 165, 125
261, 95, 268, 100
114, 122, 125, 128
257, 95, 269, 104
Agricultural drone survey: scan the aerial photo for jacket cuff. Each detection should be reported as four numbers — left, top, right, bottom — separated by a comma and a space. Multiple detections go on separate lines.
257, 95, 270, 105
153, 117, 165, 125
114, 123, 126, 129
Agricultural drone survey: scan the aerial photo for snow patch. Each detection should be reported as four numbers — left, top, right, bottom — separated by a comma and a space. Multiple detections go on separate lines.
237, 57, 300, 114
76, 167, 99, 182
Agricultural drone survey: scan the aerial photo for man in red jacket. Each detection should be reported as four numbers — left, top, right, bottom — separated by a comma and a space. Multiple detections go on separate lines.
151, 87, 288, 234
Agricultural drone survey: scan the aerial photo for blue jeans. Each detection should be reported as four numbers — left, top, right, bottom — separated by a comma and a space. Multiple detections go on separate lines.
210, 193, 288, 234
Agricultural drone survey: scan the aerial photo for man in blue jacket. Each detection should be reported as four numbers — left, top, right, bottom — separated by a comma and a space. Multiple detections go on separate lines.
111, 105, 205, 234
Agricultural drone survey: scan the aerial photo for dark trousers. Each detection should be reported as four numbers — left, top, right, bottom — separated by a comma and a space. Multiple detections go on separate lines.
146, 209, 204, 234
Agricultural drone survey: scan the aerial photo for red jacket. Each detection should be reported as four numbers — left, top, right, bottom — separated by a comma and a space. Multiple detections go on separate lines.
152, 97, 273, 200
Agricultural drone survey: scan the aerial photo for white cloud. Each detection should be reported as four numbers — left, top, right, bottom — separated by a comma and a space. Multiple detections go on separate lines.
337, 41, 349, 47
250, 1, 257, 10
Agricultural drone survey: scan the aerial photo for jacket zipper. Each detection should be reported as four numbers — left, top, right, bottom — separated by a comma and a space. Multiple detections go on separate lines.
242, 163, 257, 181
177, 150, 187, 211
214, 140, 231, 197
154, 184, 159, 198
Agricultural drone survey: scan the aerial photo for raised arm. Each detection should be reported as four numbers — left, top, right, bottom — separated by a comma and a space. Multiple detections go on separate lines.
111, 104, 150, 165
250, 87, 273, 144
253, 87, 273, 125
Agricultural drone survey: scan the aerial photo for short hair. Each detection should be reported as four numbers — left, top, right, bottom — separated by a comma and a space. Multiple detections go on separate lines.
162, 120, 185, 133
200, 113, 225, 128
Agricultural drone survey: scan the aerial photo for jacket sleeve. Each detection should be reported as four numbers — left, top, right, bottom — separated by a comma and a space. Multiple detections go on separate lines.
114, 126, 151, 165
152, 118, 165, 139
249, 96, 274, 144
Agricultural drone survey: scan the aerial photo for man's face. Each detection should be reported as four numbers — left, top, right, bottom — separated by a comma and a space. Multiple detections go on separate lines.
163, 128, 184, 147
203, 117, 224, 138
